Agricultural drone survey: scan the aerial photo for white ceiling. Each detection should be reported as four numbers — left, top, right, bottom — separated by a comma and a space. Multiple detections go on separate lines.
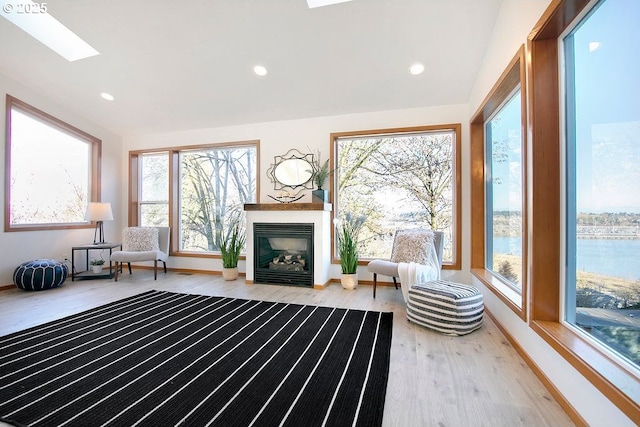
0, 0, 503, 137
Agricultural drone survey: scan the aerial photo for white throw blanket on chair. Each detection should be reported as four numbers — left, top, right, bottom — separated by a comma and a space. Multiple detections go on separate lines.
397, 238, 441, 303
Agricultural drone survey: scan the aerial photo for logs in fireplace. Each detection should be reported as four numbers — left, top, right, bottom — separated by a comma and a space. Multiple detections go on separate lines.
254, 223, 313, 287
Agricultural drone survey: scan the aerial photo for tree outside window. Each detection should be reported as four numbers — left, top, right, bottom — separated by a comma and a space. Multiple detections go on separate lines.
140, 152, 169, 227
180, 146, 256, 252
131, 143, 257, 254
333, 125, 460, 267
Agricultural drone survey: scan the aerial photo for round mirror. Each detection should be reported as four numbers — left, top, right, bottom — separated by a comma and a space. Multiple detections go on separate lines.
267, 149, 316, 190
274, 159, 313, 186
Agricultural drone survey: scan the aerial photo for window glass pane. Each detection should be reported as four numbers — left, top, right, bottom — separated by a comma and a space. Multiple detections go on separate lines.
336, 130, 455, 262
565, 0, 640, 368
9, 108, 91, 225
179, 146, 256, 252
140, 204, 169, 227
485, 90, 523, 289
140, 153, 169, 227
141, 153, 168, 202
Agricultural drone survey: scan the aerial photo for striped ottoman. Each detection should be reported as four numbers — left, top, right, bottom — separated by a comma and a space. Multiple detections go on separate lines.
407, 280, 484, 335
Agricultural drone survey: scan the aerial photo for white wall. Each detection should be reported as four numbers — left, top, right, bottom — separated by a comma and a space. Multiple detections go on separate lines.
123, 103, 470, 282
0, 72, 124, 285
468, 0, 552, 115
467, 1, 635, 425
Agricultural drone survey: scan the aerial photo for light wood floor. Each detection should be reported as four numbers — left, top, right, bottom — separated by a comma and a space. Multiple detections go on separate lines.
0, 271, 575, 427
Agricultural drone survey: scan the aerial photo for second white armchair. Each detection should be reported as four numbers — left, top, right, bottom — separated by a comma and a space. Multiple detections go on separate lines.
111, 227, 170, 281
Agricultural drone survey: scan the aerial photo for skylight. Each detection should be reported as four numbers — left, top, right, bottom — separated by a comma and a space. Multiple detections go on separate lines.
306, 0, 353, 9
0, 0, 99, 61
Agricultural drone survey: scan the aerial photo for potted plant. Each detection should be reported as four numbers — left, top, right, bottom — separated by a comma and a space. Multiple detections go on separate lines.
217, 216, 246, 281
336, 212, 366, 290
90, 258, 105, 274
312, 157, 331, 203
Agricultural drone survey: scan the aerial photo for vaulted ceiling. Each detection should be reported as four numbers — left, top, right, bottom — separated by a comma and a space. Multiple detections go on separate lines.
0, 0, 503, 136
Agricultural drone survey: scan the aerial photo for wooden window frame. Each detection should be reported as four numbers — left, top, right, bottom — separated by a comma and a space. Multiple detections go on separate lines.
471, 47, 528, 320
128, 140, 260, 257
471, 0, 640, 421
137, 151, 170, 226
526, 0, 640, 420
330, 124, 462, 270
4, 95, 101, 232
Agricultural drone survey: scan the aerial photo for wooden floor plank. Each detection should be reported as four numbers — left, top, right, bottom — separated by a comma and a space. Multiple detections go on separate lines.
0, 272, 574, 427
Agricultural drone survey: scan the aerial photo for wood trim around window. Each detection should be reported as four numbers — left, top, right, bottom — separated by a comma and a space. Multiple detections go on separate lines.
526, 0, 640, 421
4, 95, 101, 232
470, 46, 528, 321
128, 140, 260, 257
330, 124, 462, 270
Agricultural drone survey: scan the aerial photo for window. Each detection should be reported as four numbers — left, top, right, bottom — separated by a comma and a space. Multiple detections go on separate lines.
469, 0, 639, 420
522, 0, 640, 420
332, 125, 461, 269
563, 0, 640, 370
179, 145, 257, 252
139, 152, 169, 227
485, 89, 525, 291
471, 46, 526, 315
130, 142, 258, 255
5, 95, 100, 231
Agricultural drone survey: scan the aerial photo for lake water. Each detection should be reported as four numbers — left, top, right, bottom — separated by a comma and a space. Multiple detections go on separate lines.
493, 237, 640, 281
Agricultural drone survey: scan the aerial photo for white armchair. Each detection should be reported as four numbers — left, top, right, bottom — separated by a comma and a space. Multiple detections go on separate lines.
111, 227, 170, 281
367, 229, 444, 298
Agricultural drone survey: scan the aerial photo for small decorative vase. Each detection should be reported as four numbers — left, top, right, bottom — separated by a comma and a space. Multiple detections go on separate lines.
222, 267, 239, 281
312, 189, 329, 203
341, 273, 358, 290
92, 265, 103, 274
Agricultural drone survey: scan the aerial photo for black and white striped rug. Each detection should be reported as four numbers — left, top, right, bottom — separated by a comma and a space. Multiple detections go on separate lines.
0, 290, 392, 427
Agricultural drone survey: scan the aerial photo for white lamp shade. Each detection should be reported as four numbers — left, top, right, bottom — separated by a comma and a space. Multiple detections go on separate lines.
85, 202, 113, 221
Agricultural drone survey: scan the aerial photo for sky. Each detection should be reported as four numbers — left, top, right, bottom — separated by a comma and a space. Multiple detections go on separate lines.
572, 0, 640, 213
488, 90, 522, 212
10, 109, 90, 224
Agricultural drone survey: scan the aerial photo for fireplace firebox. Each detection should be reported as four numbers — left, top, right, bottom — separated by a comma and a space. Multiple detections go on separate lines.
254, 223, 313, 287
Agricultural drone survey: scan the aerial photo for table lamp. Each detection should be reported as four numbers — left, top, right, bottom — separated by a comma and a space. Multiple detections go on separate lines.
85, 202, 113, 244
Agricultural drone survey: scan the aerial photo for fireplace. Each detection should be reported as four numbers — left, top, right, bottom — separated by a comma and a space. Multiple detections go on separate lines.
254, 223, 314, 287
245, 203, 331, 289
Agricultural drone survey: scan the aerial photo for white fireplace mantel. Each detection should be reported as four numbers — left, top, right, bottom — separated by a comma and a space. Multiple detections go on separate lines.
244, 203, 332, 289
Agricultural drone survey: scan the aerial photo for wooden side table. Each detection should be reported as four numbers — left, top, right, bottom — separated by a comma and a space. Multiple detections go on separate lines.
71, 243, 122, 280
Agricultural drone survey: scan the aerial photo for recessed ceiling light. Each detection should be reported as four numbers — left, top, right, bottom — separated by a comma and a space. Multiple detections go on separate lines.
100, 92, 114, 101
253, 65, 268, 77
0, 0, 99, 62
307, 0, 353, 8
409, 63, 425, 75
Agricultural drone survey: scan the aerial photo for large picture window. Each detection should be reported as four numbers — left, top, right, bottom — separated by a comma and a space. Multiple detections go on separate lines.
5, 96, 101, 231
180, 145, 256, 252
563, 0, 640, 369
332, 125, 461, 268
485, 89, 524, 290
470, 46, 526, 315
130, 142, 258, 255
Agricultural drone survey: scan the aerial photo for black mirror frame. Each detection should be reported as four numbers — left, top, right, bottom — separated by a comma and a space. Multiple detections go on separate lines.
267, 148, 317, 190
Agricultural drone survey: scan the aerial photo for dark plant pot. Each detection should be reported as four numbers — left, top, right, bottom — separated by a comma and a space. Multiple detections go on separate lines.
312, 189, 329, 203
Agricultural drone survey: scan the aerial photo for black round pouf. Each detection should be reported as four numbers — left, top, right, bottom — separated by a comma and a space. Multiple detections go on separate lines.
13, 259, 68, 291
